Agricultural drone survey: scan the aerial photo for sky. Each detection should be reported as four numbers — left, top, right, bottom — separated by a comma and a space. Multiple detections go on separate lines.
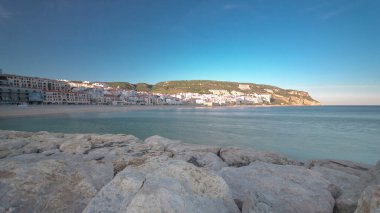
0, 0, 379, 105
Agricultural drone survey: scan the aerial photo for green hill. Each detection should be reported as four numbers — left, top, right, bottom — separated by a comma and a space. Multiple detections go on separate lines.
103, 82, 152, 92
151, 80, 277, 94
104, 80, 320, 105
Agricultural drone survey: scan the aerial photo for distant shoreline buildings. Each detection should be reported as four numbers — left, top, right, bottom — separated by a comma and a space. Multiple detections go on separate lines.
0, 72, 271, 106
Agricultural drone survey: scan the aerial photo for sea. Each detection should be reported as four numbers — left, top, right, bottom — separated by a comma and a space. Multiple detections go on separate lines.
1, 106, 379, 165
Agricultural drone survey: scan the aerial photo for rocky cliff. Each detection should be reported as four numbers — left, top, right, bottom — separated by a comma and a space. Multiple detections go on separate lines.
2, 130, 377, 213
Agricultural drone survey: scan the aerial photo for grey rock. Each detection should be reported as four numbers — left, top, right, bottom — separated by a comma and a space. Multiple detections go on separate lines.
2, 138, 29, 150
354, 185, 380, 213
84, 158, 240, 213
335, 165, 380, 213
219, 161, 335, 213
311, 166, 360, 197
86, 171, 146, 213
89, 134, 141, 148
63, 133, 91, 141
85, 146, 129, 160
174, 151, 227, 171
1, 130, 33, 139
36, 131, 49, 135
0, 147, 11, 159
305, 159, 373, 177
219, 146, 300, 167
198, 152, 228, 171
59, 140, 92, 154
22, 140, 60, 154
42, 149, 60, 156
1, 130, 379, 213
306, 159, 376, 213
167, 142, 221, 155
0, 133, 64, 157
0, 153, 113, 213
144, 135, 181, 151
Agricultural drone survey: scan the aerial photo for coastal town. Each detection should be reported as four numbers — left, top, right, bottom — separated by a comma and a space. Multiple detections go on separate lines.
0, 71, 271, 106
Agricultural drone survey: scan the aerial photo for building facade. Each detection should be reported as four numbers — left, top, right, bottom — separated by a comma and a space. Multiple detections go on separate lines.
3, 74, 70, 91
95, 94, 119, 105
43, 91, 90, 104
0, 75, 43, 104
0, 86, 43, 104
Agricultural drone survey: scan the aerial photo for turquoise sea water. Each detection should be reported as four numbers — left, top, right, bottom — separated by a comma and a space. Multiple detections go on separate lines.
1, 106, 379, 165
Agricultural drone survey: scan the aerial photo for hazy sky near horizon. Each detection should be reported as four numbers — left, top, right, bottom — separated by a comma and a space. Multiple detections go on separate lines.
0, 0, 379, 105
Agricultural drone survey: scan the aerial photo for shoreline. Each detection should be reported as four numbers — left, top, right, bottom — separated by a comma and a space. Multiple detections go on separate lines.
3, 104, 378, 119
0, 104, 323, 118
0, 104, 180, 118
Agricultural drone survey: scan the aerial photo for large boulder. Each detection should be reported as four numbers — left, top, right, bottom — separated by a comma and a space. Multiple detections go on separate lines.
0, 130, 34, 139
0, 130, 154, 212
334, 164, 380, 213
306, 159, 376, 213
174, 151, 228, 171
167, 142, 221, 155
310, 166, 360, 197
354, 185, 380, 213
144, 135, 181, 151
59, 140, 92, 154
2, 130, 379, 213
0, 153, 113, 213
84, 157, 240, 213
89, 134, 142, 148
305, 160, 372, 177
0, 132, 65, 157
0, 146, 11, 159
219, 161, 336, 213
219, 147, 300, 167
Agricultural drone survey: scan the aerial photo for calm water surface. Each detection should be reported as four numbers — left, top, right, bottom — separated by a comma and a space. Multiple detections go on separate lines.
1, 106, 379, 165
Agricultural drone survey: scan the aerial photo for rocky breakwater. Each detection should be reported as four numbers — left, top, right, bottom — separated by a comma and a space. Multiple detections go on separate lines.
0, 130, 379, 213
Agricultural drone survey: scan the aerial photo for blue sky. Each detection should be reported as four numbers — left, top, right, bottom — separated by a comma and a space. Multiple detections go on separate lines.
0, 0, 379, 104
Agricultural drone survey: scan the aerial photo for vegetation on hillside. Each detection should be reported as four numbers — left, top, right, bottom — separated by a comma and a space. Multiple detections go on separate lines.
135, 83, 153, 92
151, 80, 279, 94
104, 80, 319, 105
103, 82, 153, 92
105, 82, 135, 90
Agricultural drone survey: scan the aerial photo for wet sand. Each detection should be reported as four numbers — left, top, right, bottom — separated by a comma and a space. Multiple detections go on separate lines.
0, 105, 185, 118
0, 104, 310, 118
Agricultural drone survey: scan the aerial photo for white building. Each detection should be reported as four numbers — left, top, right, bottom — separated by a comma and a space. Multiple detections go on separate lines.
43, 91, 90, 104
4, 74, 70, 91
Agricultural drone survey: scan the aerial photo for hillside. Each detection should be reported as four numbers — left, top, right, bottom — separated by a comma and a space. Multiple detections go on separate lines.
103, 82, 153, 92
104, 80, 320, 105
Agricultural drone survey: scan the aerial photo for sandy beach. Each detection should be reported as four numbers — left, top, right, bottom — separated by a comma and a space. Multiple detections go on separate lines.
0, 105, 188, 118
0, 104, 301, 118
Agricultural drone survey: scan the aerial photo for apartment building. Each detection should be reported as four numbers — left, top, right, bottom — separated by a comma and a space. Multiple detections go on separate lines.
3, 74, 70, 91
0, 75, 43, 104
0, 86, 43, 104
95, 94, 119, 105
43, 91, 90, 104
